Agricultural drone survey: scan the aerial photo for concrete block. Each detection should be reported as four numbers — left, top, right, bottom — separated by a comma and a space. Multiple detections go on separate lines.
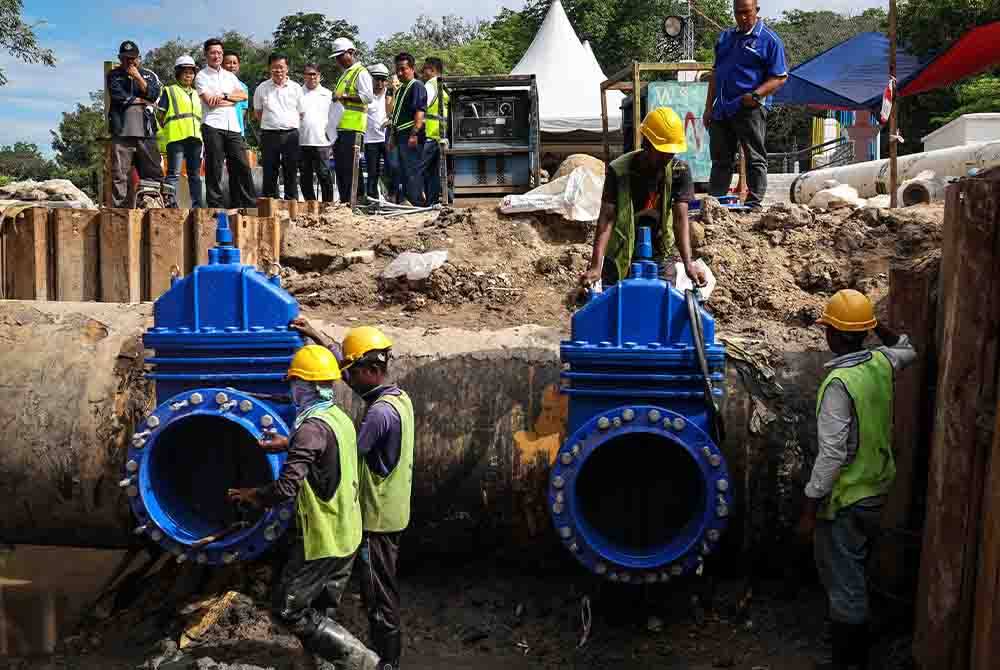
52, 209, 100, 301
2, 207, 50, 300
100, 208, 143, 302
148, 209, 191, 299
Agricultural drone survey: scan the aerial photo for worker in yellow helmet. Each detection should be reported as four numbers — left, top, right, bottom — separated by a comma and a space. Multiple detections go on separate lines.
797, 289, 915, 670
580, 106, 706, 290
289, 318, 413, 670
228, 344, 380, 670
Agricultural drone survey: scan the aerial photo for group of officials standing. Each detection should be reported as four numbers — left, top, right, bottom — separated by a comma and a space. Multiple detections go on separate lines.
106, 37, 449, 209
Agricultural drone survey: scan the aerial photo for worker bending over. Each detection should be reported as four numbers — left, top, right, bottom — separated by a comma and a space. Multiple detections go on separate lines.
580, 107, 706, 289
798, 290, 915, 670
291, 320, 414, 670
227, 346, 379, 670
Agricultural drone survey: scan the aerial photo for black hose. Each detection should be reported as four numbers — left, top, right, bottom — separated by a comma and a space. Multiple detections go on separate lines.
686, 289, 726, 445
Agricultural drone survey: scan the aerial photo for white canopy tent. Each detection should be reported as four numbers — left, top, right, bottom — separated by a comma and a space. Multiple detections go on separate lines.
511, 0, 624, 133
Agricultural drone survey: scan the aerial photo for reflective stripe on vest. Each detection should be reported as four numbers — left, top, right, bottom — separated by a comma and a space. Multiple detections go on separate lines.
335, 63, 368, 133
605, 150, 675, 282
815, 351, 896, 520
391, 79, 417, 132
294, 403, 363, 560
156, 84, 202, 153
425, 78, 449, 140
359, 391, 415, 532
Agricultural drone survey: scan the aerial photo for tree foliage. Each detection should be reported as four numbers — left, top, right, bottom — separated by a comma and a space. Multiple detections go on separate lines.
932, 75, 1000, 126
51, 91, 104, 170
142, 38, 200, 85
0, 0, 55, 85
0, 142, 58, 181
272, 12, 368, 82
371, 14, 504, 75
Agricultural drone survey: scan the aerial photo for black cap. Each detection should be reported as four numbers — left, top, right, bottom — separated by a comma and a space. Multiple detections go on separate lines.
119, 40, 140, 57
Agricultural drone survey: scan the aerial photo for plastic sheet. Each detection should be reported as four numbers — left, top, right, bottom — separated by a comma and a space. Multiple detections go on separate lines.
381, 250, 449, 280
499, 167, 603, 221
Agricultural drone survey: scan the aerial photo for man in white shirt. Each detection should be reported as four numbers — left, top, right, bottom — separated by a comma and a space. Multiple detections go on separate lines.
363, 64, 390, 201
298, 63, 335, 203
254, 54, 304, 201
195, 37, 255, 208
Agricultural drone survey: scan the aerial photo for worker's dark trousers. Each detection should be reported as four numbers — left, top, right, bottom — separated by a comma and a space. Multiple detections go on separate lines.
110, 137, 163, 208
261, 129, 300, 200
299, 145, 334, 202
334, 130, 363, 203
364, 141, 387, 200
203, 124, 256, 208
395, 131, 427, 206
359, 531, 402, 666
708, 106, 768, 208
272, 535, 356, 637
423, 139, 442, 205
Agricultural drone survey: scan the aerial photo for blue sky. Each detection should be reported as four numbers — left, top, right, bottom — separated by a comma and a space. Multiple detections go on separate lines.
4, 0, 881, 155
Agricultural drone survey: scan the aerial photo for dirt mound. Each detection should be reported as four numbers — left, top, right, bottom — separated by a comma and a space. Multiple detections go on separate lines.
277, 200, 943, 342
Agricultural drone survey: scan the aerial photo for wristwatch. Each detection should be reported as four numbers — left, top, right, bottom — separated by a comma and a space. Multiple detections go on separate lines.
223, 93, 229, 101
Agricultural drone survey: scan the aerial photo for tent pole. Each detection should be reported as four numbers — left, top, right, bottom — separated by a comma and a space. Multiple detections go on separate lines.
889, 0, 899, 208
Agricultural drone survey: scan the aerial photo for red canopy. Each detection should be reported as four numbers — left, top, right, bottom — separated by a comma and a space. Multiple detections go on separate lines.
901, 21, 1000, 97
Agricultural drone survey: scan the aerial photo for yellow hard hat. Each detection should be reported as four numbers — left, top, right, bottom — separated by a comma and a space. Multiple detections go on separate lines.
817, 289, 877, 332
287, 345, 342, 382
640, 107, 687, 154
342, 326, 393, 369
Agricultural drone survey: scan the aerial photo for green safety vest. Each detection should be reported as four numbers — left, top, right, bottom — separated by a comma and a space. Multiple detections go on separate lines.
156, 84, 202, 154
425, 78, 449, 141
815, 351, 896, 521
335, 63, 368, 133
605, 151, 675, 283
392, 79, 418, 132
359, 392, 415, 533
294, 403, 363, 560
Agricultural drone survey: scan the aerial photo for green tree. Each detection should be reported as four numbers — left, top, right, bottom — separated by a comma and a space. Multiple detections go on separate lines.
51, 91, 105, 170
272, 12, 367, 82
142, 38, 201, 85
371, 14, 501, 75
0, 142, 58, 181
0, 0, 55, 85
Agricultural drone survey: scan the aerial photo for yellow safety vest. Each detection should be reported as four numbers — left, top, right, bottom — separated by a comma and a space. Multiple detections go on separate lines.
156, 84, 202, 154
336, 63, 368, 133
294, 402, 363, 560
359, 392, 415, 533
425, 78, 449, 141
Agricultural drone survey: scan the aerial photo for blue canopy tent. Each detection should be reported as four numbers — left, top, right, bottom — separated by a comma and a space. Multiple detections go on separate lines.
771, 32, 924, 110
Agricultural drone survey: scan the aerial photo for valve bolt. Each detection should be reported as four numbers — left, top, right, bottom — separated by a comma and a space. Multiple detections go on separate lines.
612, 417, 622, 428
261, 415, 274, 428
710, 454, 722, 467
707, 529, 721, 542
597, 417, 610, 430
558, 527, 573, 539
151, 529, 163, 541
648, 409, 661, 423
552, 503, 564, 515
560, 452, 573, 465
595, 563, 607, 575
717, 504, 729, 518
126, 460, 139, 473
717, 479, 729, 492
572, 443, 582, 456
239, 400, 253, 413
622, 409, 635, 422
215, 392, 229, 405
190, 393, 203, 404
673, 417, 686, 431
552, 476, 565, 489
569, 542, 580, 553
146, 416, 160, 428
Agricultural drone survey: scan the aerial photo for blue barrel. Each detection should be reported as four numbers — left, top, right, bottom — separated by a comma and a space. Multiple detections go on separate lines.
552, 228, 731, 583
124, 213, 303, 565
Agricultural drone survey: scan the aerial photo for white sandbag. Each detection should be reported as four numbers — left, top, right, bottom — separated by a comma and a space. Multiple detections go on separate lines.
499, 166, 603, 221
808, 183, 865, 209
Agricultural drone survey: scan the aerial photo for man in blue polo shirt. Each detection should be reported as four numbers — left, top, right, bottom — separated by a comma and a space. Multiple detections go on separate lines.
703, 0, 788, 209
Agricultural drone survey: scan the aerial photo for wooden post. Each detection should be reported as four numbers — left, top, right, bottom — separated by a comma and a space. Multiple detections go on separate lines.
102, 61, 114, 208
600, 83, 610, 164
876, 257, 937, 591
632, 61, 642, 153
971, 172, 1000, 670
100, 209, 143, 302
2, 207, 50, 300
889, 0, 899, 208
147, 209, 191, 299
191, 209, 221, 267
51, 209, 101, 301
259, 216, 281, 266
230, 213, 260, 268
914, 173, 1000, 669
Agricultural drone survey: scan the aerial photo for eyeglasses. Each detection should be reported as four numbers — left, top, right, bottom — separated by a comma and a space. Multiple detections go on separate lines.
304, 72, 320, 77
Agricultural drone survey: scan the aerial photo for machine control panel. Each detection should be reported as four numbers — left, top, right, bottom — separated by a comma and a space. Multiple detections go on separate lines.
453, 93, 530, 144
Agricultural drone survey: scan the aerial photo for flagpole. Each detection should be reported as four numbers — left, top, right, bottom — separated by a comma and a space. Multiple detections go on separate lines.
889, 0, 898, 208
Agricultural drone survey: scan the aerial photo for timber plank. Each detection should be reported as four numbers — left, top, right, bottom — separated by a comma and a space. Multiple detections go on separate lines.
2, 207, 50, 300
99, 209, 142, 302
51, 209, 100, 301
147, 209, 191, 299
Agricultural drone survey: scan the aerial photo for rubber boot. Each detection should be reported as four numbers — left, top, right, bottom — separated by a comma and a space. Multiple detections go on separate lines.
307, 618, 381, 670
377, 631, 401, 670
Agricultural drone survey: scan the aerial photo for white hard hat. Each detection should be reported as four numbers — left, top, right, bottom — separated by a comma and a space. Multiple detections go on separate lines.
332, 38, 356, 57
174, 55, 196, 69
367, 63, 389, 77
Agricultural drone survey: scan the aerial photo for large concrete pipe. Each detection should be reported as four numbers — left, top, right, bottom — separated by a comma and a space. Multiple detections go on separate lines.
549, 229, 731, 583
790, 140, 1000, 204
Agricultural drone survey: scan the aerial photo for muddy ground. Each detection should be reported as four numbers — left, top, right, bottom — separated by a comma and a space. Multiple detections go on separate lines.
280, 199, 943, 349
3, 550, 915, 670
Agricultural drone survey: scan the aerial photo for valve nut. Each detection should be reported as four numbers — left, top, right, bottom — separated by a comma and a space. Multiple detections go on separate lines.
648, 409, 661, 423
622, 409, 635, 422
552, 476, 565, 489
239, 400, 253, 413
215, 392, 229, 405
190, 393, 203, 404
261, 415, 274, 428
146, 415, 160, 428
597, 417, 610, 430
